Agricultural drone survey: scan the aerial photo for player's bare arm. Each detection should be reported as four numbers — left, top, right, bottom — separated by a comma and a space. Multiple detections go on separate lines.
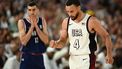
18, 19, 34, 46
50, 18, 68, 48
89, 17, 113, 64
34, 17, 49, 45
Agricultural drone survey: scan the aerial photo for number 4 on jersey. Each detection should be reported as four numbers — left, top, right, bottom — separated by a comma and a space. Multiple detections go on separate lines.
73, 39, 80, 49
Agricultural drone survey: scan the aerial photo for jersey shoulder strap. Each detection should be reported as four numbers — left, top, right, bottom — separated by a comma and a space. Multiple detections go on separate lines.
66, 17, 70, 31
23, 18, 28, 23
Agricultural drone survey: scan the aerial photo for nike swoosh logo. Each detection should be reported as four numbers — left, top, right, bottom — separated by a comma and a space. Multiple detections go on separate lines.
83, 58, 87, 61
82, 23, 85, 25
69, 23, 73, 25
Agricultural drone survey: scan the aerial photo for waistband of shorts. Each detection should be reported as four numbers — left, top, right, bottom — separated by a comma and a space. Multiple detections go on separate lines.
22, 52, 43, 56
70, 52, 95, 56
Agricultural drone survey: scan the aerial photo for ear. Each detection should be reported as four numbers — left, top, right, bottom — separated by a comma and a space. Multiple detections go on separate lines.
78, 6, 81, 10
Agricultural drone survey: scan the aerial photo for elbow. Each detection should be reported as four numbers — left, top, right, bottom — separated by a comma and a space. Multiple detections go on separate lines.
21, 42, 27, 46
104, 33, 110, 40
103, 33, 112, 44
105, 32, 109, 37
20, 38, 27, 46
102, 32, 109, 39
44, 37, 49, 45
20, 41, 26, 46
45, 40, 49, 45
101, 33, 109, 43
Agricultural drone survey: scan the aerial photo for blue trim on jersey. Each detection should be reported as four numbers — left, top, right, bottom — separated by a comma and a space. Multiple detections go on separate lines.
21, 17, 46, 53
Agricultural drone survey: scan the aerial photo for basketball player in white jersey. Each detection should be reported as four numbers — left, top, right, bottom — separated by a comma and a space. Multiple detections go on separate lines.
50, 0, 114, 69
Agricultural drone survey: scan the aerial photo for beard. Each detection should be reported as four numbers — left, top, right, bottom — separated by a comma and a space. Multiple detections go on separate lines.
70, 12, 79, 20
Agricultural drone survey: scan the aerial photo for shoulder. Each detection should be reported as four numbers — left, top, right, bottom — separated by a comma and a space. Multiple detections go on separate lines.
18, 19, 24, 25
88, 16, 101, 27
89, 16, 98, 22
18, 18, 28, 23
62, 17, 69, 23
62, 17, 69, 26
18, 18, 26, 28
62, 17, 69, 30
18, 19, 23, 23
89, 16, 101, 24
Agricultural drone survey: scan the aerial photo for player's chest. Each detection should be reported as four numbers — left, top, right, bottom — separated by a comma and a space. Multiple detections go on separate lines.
68, 23, 88, 37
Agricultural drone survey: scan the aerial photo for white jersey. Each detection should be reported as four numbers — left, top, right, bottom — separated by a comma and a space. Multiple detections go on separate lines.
68, 14, 97, 55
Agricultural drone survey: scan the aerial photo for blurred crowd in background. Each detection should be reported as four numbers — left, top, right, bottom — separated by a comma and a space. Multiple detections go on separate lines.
0, 0, 122, 69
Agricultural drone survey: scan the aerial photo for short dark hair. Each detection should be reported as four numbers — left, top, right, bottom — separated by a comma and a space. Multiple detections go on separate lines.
65, 0, 80, 6
27, 1, 38, 8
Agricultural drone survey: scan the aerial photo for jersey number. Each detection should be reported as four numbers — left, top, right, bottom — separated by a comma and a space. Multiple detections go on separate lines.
35, 37, 39, 43
73, 39, 80, 49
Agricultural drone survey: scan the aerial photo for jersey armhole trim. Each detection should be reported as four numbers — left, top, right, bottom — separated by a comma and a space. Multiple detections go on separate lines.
22, 18, 26, 32
67, 17, 70, 36
86, 16, 93, 34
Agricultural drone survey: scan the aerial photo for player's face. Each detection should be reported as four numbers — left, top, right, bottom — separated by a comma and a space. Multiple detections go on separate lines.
65, 5, 80, 20
27, 6, 39, 16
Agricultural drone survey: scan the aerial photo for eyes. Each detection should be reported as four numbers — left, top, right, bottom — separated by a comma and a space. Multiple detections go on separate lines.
28, 9, 36, 11
66, 10, 74, 14
67, 10, 73, 13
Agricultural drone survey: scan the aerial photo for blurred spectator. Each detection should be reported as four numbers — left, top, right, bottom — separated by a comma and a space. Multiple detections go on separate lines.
0, 0, 122, 69
53, 47, 68, 69
8, 10, 24, 33
0, 44, 7, 69
3, 48, 21, 69
0, 14, 9, 29
97, 46, 113, 69
43, 47, 58, 69
61, 52, 69, 69
113, 48, 122, 68
95, 61, 103, 69
113, 35, 122, 68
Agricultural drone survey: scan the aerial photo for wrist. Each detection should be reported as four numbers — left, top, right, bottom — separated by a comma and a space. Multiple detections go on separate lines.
107, 54, 112, 57
55, 41, 58, 46
31, 25, 34, 28
34, 24, 38, 28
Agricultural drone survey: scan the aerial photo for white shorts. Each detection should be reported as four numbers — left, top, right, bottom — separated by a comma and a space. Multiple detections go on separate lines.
69, 54, 96, 69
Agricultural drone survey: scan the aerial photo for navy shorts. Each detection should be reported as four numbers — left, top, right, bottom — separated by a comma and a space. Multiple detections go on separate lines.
20, 53, 45, 69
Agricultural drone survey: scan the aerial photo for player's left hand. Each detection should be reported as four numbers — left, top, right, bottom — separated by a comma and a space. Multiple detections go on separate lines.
105, 55, 114, 64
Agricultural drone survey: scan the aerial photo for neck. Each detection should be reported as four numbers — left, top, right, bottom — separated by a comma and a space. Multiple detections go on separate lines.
75, 11, 85, 23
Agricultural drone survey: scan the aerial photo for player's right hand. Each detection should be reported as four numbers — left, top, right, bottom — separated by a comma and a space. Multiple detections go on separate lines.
50, 40, 55, 48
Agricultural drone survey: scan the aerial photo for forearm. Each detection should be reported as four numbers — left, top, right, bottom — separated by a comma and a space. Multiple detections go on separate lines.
20, 26, 34, 46
35, 26, 49, 44
105, 36, 113, 56
55, 29, 68, 48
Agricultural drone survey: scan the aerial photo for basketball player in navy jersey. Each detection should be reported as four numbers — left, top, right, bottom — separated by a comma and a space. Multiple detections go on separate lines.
50, 0, 114, 69
18, 1, 49, 69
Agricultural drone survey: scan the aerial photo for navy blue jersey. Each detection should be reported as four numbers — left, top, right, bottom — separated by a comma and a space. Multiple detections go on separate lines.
21, 17, 46, 53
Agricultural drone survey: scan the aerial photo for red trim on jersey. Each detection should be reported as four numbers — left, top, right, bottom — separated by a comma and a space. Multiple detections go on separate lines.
89, 53, 96, 69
